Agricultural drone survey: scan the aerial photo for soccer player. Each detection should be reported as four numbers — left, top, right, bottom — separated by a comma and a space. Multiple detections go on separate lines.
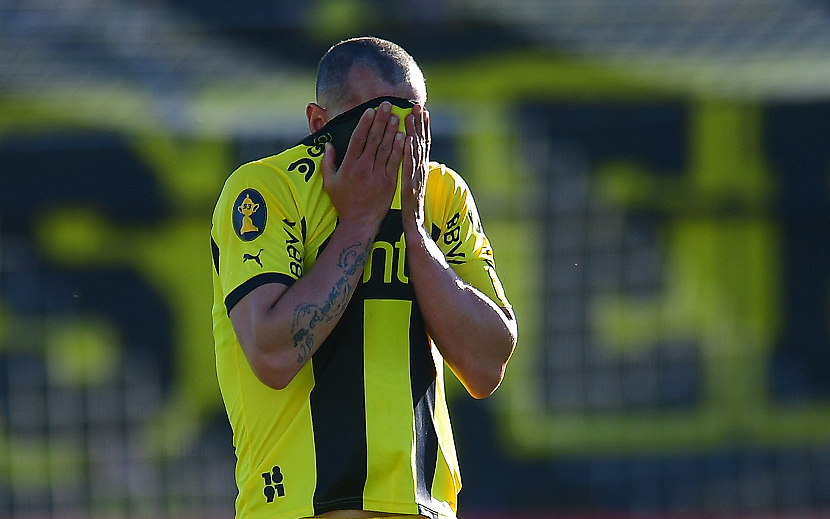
210, 36, 517, 519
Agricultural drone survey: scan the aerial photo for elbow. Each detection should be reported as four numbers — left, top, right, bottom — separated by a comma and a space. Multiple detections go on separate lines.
259, 370, 294, 391
467, 384, 497, 400
243, 324, 310, 390
465, 364, 507, 399
446, 355, 500, 399
251, 360, 298, 390
465, 328, 516, 399
246, 343, 302, 390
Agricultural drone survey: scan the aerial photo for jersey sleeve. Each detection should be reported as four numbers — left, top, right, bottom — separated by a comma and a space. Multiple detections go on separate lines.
211, 159, 306, 314
426, 163, 511, 309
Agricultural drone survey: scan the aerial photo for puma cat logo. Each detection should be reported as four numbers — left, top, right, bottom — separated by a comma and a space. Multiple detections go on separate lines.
243, 249, 264, 267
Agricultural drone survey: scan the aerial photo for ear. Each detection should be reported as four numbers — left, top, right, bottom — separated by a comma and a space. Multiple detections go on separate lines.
306, 103, 328, 133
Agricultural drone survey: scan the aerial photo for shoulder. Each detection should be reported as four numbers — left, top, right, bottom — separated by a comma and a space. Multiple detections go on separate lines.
426, 161, 474, 204
230, 144, 315, 186
218, 145, 322, 203
427, 161, 465, 184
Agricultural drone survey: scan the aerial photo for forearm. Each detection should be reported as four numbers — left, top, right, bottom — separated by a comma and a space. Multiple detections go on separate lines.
404, 223, 517, 399
231, 101, 405, 389
231, 222, 376, 389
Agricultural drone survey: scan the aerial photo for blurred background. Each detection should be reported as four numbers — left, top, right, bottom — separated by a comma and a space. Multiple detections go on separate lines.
2, 0, 830, 518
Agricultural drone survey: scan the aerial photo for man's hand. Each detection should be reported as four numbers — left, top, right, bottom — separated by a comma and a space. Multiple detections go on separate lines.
398, 103, 517, 399
401, 104, 431, 231
321, 101, 405, 233
230, 102, 408, 390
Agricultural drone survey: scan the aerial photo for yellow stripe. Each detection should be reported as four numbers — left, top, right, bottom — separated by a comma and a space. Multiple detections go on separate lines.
389, 104, 412, 211
362, 299, 416, 508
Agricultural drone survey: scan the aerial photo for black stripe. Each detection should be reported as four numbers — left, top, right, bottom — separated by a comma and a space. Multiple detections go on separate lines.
310, 209, 429, 515
361, 210, 414, 300
410, 303, 439, 514
223, 272, 295, 314
211, 237, 220, 275
310, 284, 368, 515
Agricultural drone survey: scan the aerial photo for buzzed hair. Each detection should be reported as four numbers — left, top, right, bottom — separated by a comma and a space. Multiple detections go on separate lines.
316, 36, 426, 110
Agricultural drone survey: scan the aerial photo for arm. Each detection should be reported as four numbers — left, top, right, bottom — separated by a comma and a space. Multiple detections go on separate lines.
230, 102, 405, 389
401, 105, 518, 399
404, 224, 518, 399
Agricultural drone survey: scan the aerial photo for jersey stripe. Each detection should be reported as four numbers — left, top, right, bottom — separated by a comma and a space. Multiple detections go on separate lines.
211, 237, 220, 274
364, 299, 417, 509
409, 304, 439, 516
310, 285, 368, 515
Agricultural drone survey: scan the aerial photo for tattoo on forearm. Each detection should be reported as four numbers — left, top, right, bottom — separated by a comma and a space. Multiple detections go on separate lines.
291, 240, 372, 363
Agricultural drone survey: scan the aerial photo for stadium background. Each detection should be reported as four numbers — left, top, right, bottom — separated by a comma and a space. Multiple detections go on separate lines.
2, 0, 830, 517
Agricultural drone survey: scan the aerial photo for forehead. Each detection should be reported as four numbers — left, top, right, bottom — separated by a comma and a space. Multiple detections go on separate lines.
334, 66, 421, 114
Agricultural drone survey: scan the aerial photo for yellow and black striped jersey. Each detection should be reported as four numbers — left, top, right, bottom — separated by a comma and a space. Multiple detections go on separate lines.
210, 97, 511, 519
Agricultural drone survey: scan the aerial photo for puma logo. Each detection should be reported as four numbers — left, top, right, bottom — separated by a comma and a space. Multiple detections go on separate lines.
243, 249, 264, 267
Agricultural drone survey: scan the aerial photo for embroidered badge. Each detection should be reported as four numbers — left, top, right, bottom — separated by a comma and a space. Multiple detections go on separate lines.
233, 189, 267, 241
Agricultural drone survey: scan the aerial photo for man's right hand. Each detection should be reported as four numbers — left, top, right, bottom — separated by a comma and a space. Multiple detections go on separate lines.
321, 101, 405, 233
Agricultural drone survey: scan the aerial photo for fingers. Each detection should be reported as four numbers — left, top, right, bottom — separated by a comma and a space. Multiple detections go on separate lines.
404, 114, 425, 166
402, 135, 416, 185
341, 107, 377, 165
405, 108, 417, 137
320, 142, 336, 188
419, 105, 432, 158
402, 105, 431, 197
422, 107, 431, 157
364, 102, 394, 152
385, 131, 405, 175
375, 112, 403, 175
342, 101, 403, 175
408, 104, 429, 137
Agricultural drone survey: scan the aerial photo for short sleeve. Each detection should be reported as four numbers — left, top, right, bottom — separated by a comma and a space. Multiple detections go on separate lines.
426, 164, 511, 309
211, 160, 305, 314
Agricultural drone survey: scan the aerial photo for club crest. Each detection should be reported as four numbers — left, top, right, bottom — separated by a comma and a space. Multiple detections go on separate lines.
233, 189, 267, 241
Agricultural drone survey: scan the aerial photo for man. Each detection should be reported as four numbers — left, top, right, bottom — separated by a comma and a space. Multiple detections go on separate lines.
210, 37, 517, 519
